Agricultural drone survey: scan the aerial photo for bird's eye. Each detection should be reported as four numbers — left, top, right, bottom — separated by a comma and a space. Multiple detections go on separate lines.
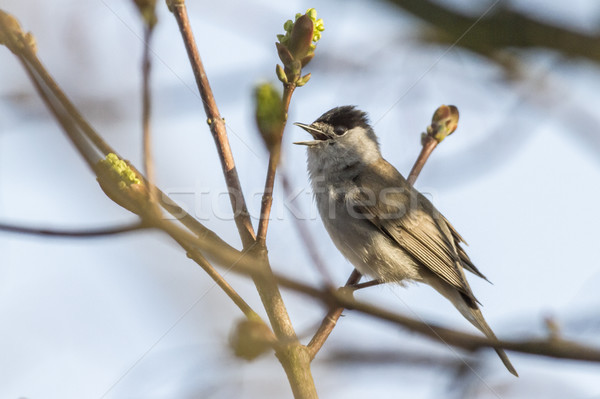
333, 126, 347, 136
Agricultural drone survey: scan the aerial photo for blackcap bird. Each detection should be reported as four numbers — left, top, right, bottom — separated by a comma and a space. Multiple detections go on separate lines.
294, 106, 517, 376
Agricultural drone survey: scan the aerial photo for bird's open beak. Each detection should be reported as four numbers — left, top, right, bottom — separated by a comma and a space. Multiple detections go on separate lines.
293, 122, 329, 146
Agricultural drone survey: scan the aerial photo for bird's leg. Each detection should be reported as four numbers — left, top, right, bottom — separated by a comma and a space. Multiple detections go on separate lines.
351, 279, 384, 290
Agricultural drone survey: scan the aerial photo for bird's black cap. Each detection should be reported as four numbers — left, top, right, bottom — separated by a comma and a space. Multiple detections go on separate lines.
315, 106, 370, 130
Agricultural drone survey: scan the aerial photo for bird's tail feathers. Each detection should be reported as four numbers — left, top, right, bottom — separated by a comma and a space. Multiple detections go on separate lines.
428, 280, 518, 377
455, 300, 518, 377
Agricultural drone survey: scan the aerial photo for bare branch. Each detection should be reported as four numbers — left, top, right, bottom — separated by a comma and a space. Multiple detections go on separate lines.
307, 270, 361, 360
256, 84, 295, 246
385, 0, 600, 64
167, 1, 255, 247
1, 14, 265, 327
165, 5, 316, 396
0, 222, 146, 238
170, 235, 263, 322
140, 25, 160, 213
407, 135, 438, 185
269, 271, 600, 364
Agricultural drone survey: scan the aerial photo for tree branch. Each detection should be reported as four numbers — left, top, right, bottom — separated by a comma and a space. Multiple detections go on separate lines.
0, 222, 146, 238
171, 235, 262, 321
168, 1, 255, 247
256, 83, 295, 246
385, 0, 600, 64
266, 270, 600, 364
1, 13, 264, 325
140, 24, 160, 213
165, 4, 316, 397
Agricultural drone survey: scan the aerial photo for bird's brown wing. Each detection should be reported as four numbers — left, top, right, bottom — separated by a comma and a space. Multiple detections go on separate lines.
351, 159, 479, 304
441, 215, 489, 281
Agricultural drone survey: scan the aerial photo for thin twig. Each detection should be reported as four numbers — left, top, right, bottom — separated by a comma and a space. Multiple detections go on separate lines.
306, 270, 361, 359
16, 53, 100, 169
210, 258, 600, 364
9, 11, 600, 373
114, 224, 600, 365
307, 130, 441, 360
256, 84, 295, 246
169, 2, 255, 247
172, 235, 262, 321
167, 0, 297, 330
407, 136, 438, 185
351, 279, 383, 290
166, 6, 315, 397
7, 26, 262, 325
385, 0, 600, 64
0, 222, 146, 238
141, 25, 160, 212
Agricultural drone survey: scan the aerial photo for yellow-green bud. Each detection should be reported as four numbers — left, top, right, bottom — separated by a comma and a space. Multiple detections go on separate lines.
0, 10, 37, 55
99, 153, 141, 189
296, 73, 311, 87
96, 154, 147, 214
283, 19, 293, 32
254, 83, 285, 153
275, 9, 324, 85
276, 64, 288, 84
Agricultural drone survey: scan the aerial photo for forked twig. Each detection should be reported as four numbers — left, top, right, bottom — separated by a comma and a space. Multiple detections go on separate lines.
168, 2, 255, 247
256, 84, 295, 246
0, 14, 260, 323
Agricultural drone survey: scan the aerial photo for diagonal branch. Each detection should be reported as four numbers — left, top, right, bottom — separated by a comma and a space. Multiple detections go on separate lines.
165, 5, 316, 397
140, 24, 160, 213
0, 222, 146, 238
168, 1, 255, 247
256, 84, 295, 246
385, 0, 600, 64
1, 18, 261, 324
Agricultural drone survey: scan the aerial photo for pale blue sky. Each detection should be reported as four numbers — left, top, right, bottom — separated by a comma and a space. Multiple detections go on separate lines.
1, 1, 600, 398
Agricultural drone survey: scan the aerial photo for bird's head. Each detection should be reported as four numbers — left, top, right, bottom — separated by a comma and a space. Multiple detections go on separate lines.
294, 106, 381, 173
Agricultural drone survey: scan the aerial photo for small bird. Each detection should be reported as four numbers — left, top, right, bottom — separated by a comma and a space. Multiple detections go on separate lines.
294, 106, 517, 376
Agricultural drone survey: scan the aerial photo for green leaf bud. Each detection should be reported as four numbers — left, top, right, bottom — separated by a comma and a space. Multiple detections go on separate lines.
254, 83, 285, 153
276, 64, 288, 84
296, 73, 311, 87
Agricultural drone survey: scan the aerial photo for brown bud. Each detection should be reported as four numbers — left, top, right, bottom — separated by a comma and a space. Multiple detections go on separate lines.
300, 52, 314, 68
430, 104, 459, 142
288, 15, 314, 60
276, 41, 294, 67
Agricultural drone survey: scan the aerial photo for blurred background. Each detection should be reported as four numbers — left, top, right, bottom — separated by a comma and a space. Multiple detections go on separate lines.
1, 0, 600, 398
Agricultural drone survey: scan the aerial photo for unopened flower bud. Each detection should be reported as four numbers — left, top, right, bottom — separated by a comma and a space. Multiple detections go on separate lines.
296, 73, 311, 87
0, 10, 37, 55
254, 83, 285, 153
430, 104, 459, 142
229, 319, 275, 361
288, 15, 314, 61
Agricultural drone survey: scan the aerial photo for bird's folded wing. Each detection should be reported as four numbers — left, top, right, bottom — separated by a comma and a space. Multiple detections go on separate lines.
441, 215, 488, 281
351, 159, 479, 303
